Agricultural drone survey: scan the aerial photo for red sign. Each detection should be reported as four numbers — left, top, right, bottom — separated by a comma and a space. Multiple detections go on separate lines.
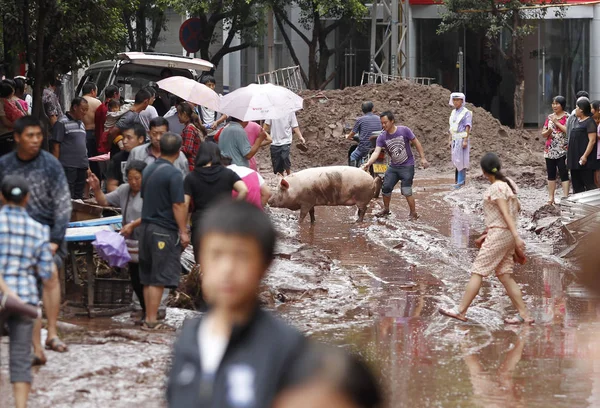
179, 18, 203, 54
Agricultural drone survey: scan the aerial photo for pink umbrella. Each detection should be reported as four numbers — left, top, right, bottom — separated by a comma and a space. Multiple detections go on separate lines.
157, 76, 220, 111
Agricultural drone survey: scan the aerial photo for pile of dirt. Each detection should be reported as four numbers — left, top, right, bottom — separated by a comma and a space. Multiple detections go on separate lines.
255, 80, 546, 182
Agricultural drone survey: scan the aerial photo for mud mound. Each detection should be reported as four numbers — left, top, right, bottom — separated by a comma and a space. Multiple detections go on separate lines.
256, 81, 545, 177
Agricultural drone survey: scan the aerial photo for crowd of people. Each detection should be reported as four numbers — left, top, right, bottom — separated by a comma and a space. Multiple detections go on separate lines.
0, 72, 598, 408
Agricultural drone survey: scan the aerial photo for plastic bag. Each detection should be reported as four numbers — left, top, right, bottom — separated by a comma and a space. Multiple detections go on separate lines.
92, 230, 131, 268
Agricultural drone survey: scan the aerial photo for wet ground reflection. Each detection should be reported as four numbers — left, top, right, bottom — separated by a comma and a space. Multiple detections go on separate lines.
299, 177, 600, 407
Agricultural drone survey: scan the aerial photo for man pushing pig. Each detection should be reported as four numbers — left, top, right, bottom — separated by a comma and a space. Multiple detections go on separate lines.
362, 111, 429, 220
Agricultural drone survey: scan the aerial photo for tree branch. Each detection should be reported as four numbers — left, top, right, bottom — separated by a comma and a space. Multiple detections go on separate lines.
274, 11, 309, 86
274, 7, 311, 45
210, 42, 252, 68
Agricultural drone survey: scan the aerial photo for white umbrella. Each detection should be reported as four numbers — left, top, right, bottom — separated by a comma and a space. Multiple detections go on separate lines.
157, 76, 220, 111
219, 83, 303, 121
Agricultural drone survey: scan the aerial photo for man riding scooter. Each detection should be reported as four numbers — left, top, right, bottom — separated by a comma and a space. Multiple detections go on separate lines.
345, 102, 382, 167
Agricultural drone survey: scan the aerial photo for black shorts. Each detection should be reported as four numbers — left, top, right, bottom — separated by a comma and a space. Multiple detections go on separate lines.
138, 223, 182, 288
270, 144, 291, 174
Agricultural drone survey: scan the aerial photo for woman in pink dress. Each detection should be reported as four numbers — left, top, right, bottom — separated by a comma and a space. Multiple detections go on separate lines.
440, 153, 534, 325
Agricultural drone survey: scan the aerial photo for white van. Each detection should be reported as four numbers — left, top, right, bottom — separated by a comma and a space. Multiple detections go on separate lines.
76, 52, 214, 102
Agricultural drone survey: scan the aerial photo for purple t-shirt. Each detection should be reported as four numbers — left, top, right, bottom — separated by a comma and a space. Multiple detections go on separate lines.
376, 126, 416, 167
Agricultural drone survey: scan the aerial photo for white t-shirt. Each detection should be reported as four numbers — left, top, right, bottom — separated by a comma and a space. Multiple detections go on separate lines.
140, 105, 158, 132
201, 106, 217, 127
228, 164, 265, 186
265, 113, 299, 146
198, 316, 229, 375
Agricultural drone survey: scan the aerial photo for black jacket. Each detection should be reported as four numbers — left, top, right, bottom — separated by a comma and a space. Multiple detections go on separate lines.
166, 308, 305, 408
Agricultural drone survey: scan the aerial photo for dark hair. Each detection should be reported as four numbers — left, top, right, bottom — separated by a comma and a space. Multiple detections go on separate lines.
105, 85, 119, 99
200, 75, 216, 85
380, 111, 394, 122
129, 123, 147, 140
286, 343, 382, 408
107, 99, 120, 111
220, 155, 233, 166
552, 96, 566, 111
160, 68, 174, 79
82, 82, 97, 95
199, 200, 276, 264
14, 116, 42, 134
3, 79, 16, 90
149, 116, 169, 131
591, 100, 600, 115
577, 98, 592, 117
177, 102, 205, 132
134, 89, 152, 105
159, 132, 182, 156
480, 153, 517, 194
1, 175, 29, 204
195, 141, 221, 167
71, 97, 88, 109
13, 77, 25, 94
576, 90, 590, 99
143, 86, 157, 97
362, 101, 374, 114
125, 159, 147, 177
0, 81, 14, 98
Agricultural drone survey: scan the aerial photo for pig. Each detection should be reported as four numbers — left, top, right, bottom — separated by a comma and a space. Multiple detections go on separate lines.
268, 166, 382, 223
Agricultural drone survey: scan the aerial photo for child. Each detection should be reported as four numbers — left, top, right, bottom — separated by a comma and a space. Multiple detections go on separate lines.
0, 175, 54, 408
440, 153, 534, 324
108, 99, 120, 113
167, 200, 305, 408
273, 343, 383, 408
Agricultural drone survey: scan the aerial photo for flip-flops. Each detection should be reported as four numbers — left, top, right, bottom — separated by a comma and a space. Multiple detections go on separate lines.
504, 315, 535, 325
140, 321, 176, 332
439, 308, 468, 322
45, 337, 68, 352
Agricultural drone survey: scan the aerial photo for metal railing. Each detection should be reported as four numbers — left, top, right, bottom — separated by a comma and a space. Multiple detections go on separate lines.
361, 71, 435, 86
257, 66, 304, 92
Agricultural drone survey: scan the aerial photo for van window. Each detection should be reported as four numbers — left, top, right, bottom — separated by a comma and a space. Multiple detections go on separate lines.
76, 69, 111, 97
114, 63, 194, 100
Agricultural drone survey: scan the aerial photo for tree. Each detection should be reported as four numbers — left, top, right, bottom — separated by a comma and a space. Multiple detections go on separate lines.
438, 0, 565, 129
0, 0, 126, 120
270, 0, 367, 90
168, 0, 267, 69
122, 0, 169, 52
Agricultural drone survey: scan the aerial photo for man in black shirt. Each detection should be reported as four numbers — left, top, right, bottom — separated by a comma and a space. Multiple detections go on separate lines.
106, 123, 146, 192
139, 132, 189, 331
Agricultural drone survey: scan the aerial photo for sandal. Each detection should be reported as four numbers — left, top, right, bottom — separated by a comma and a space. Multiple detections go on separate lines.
45, 337, 68, 353
140, 321, 175, 332
408, 213, 420, 221
439, 308, 468, 322
504, 315, 535, 325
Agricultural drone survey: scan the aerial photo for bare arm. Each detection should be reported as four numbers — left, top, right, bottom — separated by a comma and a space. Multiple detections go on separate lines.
172, 202, 189, 249
106, 178, 119, 193
261, 130, 272, 147
245, 132, 267, 159
233, 180, 248, 200
542, 126, 552, 138
51, 142, 60, 159
581, 132, 597, 165
260, 184, 272, 207
293, 127, 305, 144
363, 146, 383, 169
496, 197, 525, 256
263, 123, 271, 133
87, 173, 109, 206
49, 115, 58, 128
346, 130, 356, 140
410, 137, 429, 168
214, 114, 228, 128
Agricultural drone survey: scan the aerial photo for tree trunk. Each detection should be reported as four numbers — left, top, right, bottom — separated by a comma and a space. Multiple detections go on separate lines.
512, 14, 525, 129
32, 1, 49, 149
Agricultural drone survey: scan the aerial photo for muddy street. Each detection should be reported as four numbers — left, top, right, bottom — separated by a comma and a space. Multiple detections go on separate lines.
2, 174, 599, 407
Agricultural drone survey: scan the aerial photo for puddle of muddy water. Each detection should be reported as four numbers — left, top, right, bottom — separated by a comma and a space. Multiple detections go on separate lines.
275, 175, 600, 408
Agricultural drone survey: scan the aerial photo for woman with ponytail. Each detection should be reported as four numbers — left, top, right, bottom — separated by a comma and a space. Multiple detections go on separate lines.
177, 102, 207, 171
440, 153, 534, 325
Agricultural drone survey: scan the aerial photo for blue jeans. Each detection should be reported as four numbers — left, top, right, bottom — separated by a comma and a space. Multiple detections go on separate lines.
456, 169, 466, 185
382, 165, 415, 197
350, 148, 368, 167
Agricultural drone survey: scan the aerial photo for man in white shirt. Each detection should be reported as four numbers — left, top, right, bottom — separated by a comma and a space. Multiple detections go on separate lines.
198, 75, 227, 138
263, 113, 305, 176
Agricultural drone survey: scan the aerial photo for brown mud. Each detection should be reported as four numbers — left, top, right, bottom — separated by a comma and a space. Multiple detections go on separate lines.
3, 173, 597, 407
255, 81, 547, 186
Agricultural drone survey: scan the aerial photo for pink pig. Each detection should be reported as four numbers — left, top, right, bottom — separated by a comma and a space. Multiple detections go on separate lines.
268, 166, 381, 223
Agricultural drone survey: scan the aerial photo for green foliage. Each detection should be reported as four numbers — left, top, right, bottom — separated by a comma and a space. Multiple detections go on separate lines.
120, 0, 170, 51
168, 0, 267, 66
1, 0, 126, 82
